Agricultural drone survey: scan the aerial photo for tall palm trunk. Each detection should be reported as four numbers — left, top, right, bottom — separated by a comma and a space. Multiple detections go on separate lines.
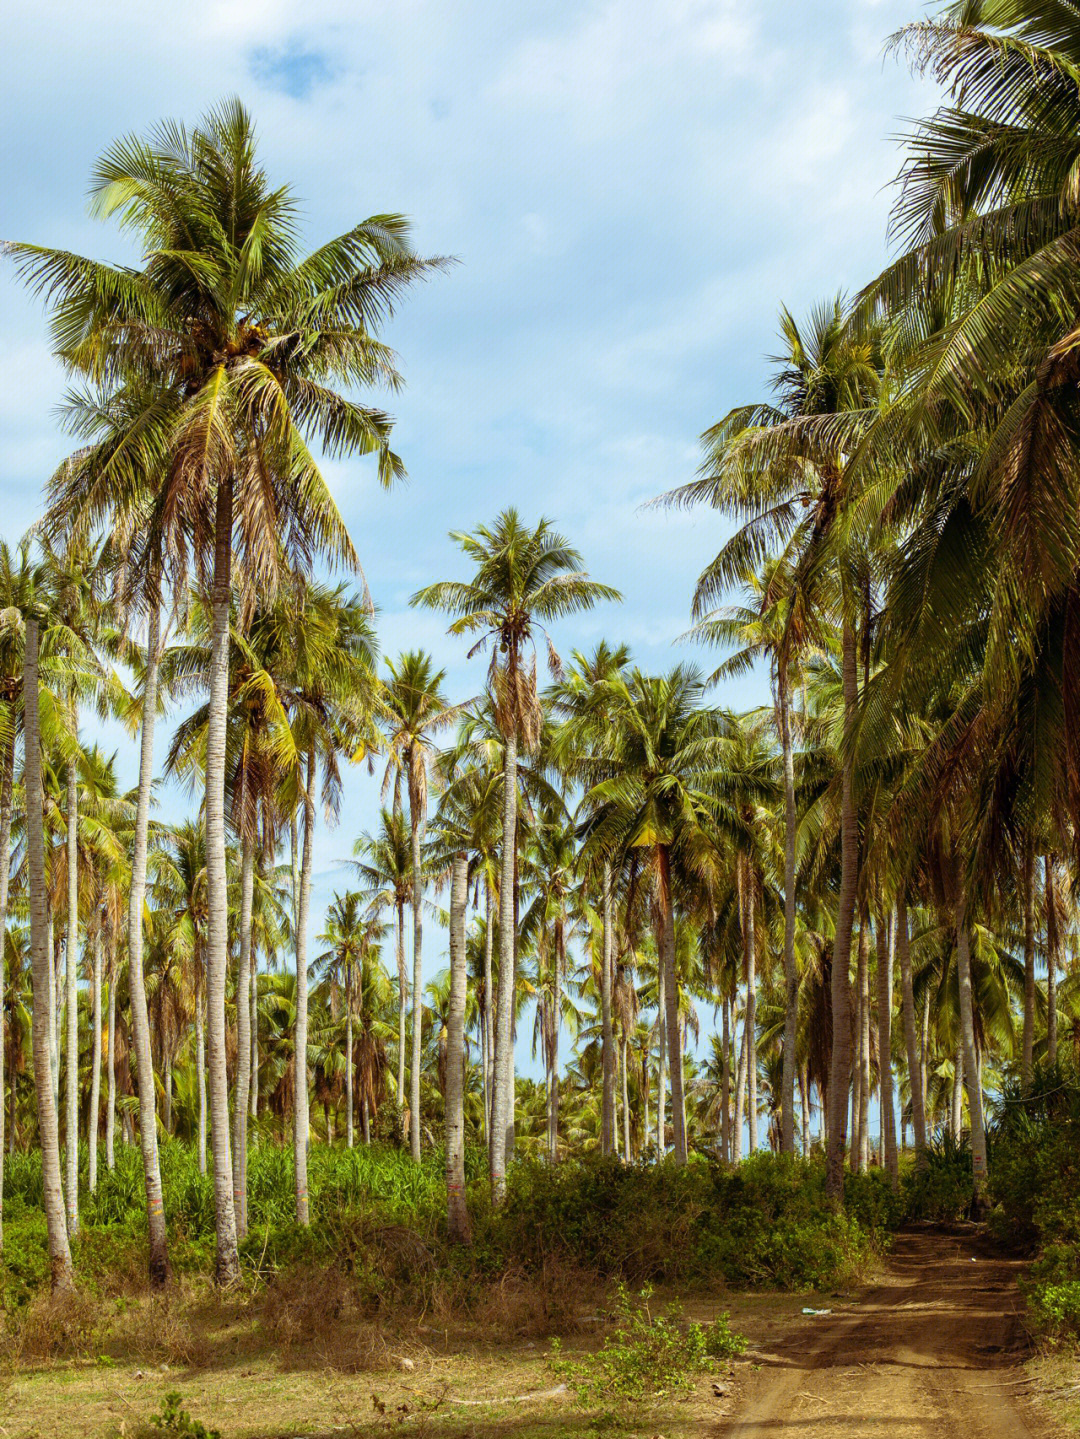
778, 672, 798, 1154
600, 862, 616, 1154
396, 899, 407, 1130
720, 996, 731, 1164
483, 881, 494, 1153
0, 731, 13, 1247
65, 759, 79, 1237
641, 1046, 650, 1161
88, 928, 103, 1194
858, 925, 870, 1171
825, 619, 858, 1202
490, 728, 518, 1201
1022, 839, 1035, 1091
951, 1044, 963, 1138
446, 852, 471, 1243
745, 866, 758, 1154
196, 982, 206, 1174
875, 910, 897, 1185
106, 942, 116, 1171
955, 891, 987, 1200
232, 834, 254, 1240
48, 918, 58, 1107
25, 616, 73, 1291
127, 600, 170, 1286
346, 991, 354, 1149
549, 923, 563, 1161
294, 749, 315, 1225
733, 1000, 747, 1162
621, 1032, 631, 1160
657, 846, 687, 1164
205, 484, 239, 1284
408, 777, 424, 1162
896, 902, 926, 1167
1046, 856, 1059, 1067
249, 940, 259, 1122
656, 957, 666, 1157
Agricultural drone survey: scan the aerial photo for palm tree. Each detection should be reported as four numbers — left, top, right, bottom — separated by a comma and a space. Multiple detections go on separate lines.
445, 852, 471, 1242
549, 641, 632, 1156
379, 651, 463, 1160
352, 809, 415, 1125
265, 580, 380, 1222
582, 666, 730, 1165
316, 892, 384, 1148
10, 99, 442, 1284
22, 576, 74, 1289
413, 510, 619, 1198
662, 299, 881, 1198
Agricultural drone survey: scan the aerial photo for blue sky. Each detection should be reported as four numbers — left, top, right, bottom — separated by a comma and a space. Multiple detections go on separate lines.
2, 0, 940, 1078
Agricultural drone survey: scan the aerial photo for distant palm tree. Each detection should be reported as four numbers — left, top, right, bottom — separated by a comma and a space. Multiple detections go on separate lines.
413, 510, 620, 1199
380, 651, 463, 1160
317, 891, 385, 1148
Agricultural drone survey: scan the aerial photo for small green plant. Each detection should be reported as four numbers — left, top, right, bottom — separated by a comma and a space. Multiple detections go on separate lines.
550, 1283, 745, 1404
150, 1393, 221, 1439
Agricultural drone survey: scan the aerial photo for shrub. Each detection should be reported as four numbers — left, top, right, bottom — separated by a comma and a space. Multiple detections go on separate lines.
550, 1283, 745, 1404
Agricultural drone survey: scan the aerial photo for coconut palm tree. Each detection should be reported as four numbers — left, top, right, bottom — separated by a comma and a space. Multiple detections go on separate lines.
662, 299, 882, 1198
413, 510, 619, 1198
581, 666, 731, 1165
9, 98, 442, 1283
316, 892, 385, 1148
445, 852, 471, 1242
379, 651, 463, 1160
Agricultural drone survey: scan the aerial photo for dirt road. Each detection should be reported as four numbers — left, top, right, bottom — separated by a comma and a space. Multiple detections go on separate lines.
723, 1226, 1056, 1439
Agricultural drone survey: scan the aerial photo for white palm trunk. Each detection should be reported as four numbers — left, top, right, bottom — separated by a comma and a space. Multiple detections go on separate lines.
88, 929, 103, 1194
876, 910, 898, 1185
896, 903, 926, 1166
778, 676, 798, 1154
1022, 842, 1035, 1090
25, 616, 73, 1290
733, 1003, 747, 1163
345, 997, 354, 1149
293, 750, 315, 1225
0, 733, 13, 1247
1046, 856, 1059, 1066
482, 881, 494, 1155
127, 601, 170, 1285
408, 781, 424, 1162
745, 873, 757, 1154
446, 853, 471, 1243
720, 996, 731, 1163
65, 760, 79, 1237
396, 899, 407, 1132
621, 1033, 631, 1160
826, 620, 858, 1201
232, 835, 254, 1239
249, 942, 259, 1122
659, 849, 687, 1163
656, 958, 667, 1158
105, 943, 116, 1170
600, 863, 615, 1154
196, 984, 206, 1174
857, 927, 870, 1171
490, 730, 518, 1201
205, 494, 239, 1284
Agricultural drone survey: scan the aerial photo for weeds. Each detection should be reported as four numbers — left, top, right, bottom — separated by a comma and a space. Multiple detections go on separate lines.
550, 1283, 745, 1404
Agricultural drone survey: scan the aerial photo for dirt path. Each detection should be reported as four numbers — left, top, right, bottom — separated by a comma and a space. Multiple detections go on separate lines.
723, 1226, 1055, 1439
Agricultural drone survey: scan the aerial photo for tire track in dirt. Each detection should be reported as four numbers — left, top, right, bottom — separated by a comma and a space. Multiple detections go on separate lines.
720, 1225, 1056, 1439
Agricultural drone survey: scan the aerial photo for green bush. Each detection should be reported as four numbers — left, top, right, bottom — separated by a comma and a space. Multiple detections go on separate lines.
550, 1283, 745, 1404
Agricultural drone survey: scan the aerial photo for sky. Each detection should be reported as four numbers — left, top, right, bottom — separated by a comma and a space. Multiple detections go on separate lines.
1, 0, 941, 1080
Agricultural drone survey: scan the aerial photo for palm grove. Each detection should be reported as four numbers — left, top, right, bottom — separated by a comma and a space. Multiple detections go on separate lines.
1, 0, 1075, 1293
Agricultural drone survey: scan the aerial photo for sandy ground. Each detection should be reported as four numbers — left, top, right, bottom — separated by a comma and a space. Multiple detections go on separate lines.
722, 1225, 1058, 1439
